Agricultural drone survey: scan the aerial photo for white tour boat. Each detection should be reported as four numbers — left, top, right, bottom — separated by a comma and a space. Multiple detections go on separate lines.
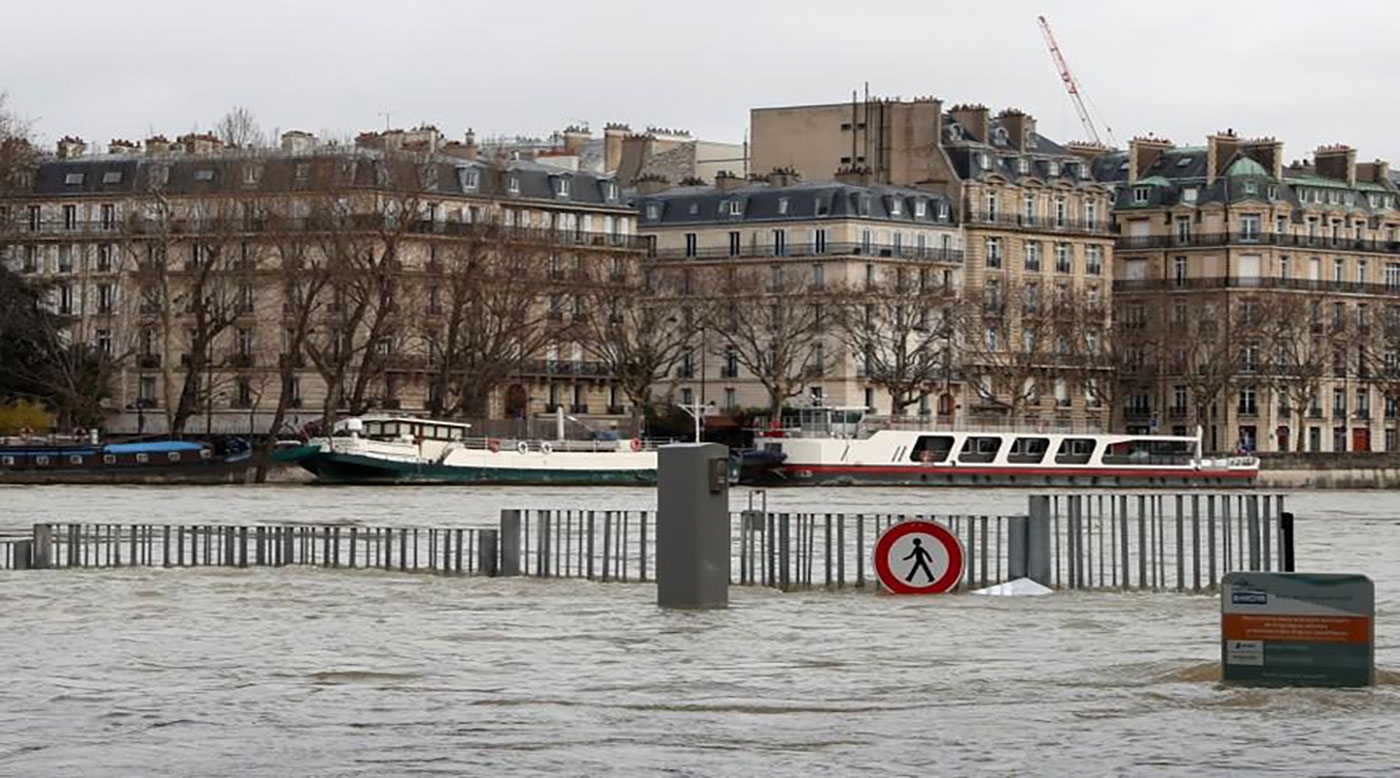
282, 414, 658, 486
735, 408, 1260, 488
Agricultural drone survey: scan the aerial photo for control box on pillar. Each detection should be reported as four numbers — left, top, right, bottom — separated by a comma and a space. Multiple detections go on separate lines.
656, 443, 730, 609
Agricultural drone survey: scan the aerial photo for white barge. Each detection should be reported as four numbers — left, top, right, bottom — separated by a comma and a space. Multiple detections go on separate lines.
737, 409, 1259, 488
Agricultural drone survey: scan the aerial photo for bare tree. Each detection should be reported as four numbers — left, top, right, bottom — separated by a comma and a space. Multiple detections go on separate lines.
1258, 293, 1332, 451
695, 263, 824, 419
832, 267, 959, 416
215, 106, 267, 149
575, 260, 692, 430
961, 278, 1073, 424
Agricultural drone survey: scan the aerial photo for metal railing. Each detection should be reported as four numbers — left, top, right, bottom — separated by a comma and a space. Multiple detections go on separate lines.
648, 242, 964, 263
965, 212, 1114, 235
1117, 231, 1400, 254
1114, 275, 1400, 297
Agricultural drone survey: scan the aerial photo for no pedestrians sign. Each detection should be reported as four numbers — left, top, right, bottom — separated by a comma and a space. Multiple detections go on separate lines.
873, 520, 964, 594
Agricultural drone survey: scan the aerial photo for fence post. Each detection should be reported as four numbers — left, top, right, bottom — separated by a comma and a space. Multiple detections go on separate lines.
478, 529, 499, 577
498, 510, 522, 576
1280, 511, 1295, 572
1025, 496, 1052, 587
31, 524, 53, 569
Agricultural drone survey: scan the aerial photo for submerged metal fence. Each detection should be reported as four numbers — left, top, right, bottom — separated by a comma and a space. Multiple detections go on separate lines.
0, 492, 1290, 594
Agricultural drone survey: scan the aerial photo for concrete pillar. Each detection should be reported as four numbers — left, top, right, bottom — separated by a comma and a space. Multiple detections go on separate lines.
499, 510, 522, 576
1026, 496, 1053, 587
12, 540, 32, 570
1007, 515, 1029, 580
31, 524, 52, 570
478, 529, 499, 577
656, 443, 730, 609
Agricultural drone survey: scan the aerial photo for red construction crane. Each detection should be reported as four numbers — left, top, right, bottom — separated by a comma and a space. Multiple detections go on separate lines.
1037, 15, 1115, 147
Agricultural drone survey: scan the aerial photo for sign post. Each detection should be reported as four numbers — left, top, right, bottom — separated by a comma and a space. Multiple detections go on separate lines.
1221, 572, 1374, 687
873, 520, 964, 594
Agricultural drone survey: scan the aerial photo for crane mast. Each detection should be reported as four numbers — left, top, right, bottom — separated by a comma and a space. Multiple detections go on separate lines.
1037, 15, 1113, 147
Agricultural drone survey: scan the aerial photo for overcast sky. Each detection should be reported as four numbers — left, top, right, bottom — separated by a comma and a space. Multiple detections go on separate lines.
5, 0, 1397, 165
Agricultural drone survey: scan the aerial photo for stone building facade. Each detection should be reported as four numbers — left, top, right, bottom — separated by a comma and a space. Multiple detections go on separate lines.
1102, 132, 1400, 453
0, 130, 644, 436
749, 97, 1117, 430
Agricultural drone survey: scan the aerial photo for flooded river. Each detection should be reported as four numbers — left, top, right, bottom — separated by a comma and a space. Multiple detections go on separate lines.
1, 486, 1397, 776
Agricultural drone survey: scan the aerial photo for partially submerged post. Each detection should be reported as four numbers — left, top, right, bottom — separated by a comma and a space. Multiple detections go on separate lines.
656, 443, 729, 609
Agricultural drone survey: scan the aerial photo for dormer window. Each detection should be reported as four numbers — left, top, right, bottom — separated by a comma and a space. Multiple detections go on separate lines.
602, 180, 618, 200
977, 153, 991, 171
1133, 186, 1150, 204
1267, 185, 1278, 200
888, 198, 901, 216
459, 167, 480, 191
64, 172, 85, 185
1244, 181, 1258, 196
194, 169, 215, 182
554, 176, 571, 198
858, 195, 872, 215
993, 126, 1009, 145
815, 197, 829, 217
507, 174, 520, 195
1046, 161, 1060, 177
645, 202, 661, 220
727, 200, 742, 216
1016, 158, 1030, 175
778, 197, 790, 215
938, 202, 949, 220
915, 200, 927, 218
1118, 161, 1130, 172
102, 171, 123, 184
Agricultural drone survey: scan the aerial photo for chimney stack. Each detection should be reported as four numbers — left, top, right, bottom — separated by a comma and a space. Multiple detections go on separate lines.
603, 122, 630, 174
635, 172, 670, 195
107, 139, 139, 155
1128, 135, 1174, 184
1314, 144, 1357, 186
713, 170, 746, 191
996, 109, 1037, 153
766, 165, 801, 188
145, 135, 172, 155
280, 130, 316, 154
948, 104, 990, 143
56, 136, 87, 159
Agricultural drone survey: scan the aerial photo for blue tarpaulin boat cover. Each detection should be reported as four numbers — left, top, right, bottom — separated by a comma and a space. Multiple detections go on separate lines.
103, 441, 206, 454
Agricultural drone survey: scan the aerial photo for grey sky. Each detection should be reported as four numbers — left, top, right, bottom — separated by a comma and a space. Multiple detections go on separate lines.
5, 0, 1397, 165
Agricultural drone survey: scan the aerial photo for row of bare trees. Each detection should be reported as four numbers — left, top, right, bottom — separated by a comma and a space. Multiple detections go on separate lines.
1118, 291, 1400, 450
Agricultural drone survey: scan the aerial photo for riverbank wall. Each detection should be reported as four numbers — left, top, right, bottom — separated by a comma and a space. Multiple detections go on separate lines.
1259, 453, 1400, 489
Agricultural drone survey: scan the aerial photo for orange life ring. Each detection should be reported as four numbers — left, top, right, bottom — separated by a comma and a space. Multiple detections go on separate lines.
630, 438, 643, 452
487, 438, 501, 453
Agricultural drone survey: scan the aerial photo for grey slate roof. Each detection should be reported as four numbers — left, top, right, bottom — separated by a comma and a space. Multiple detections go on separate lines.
632, 180, 956, 227
16, 149, 631, 212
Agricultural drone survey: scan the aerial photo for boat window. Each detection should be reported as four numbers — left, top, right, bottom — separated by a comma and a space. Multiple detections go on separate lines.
1103, 438, 1194, 466
909, 435, 954, 463
1054, 438, 1096, 465
363, 421, 382, 438
1007, 437, 1049, 464
958, 436, 1001, 464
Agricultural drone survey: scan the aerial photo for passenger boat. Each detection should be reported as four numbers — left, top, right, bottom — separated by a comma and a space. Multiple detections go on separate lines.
0, 433, 254, 484
735, 408, 1260, 488
285, 415, 659, 486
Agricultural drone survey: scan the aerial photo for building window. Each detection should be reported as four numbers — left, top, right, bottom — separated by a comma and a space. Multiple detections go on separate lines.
1024, 241, 1040, 272
1280, 256, 1290, 280
1054, 243, 1071, 274
728, 231, 741, 257
1334, 257, 1345, 283
1133, 187, 1149, 204
1174, 256, 1187, 286
811, 263, 824, 290
1054, 198, 1066, 228
684, 233, 697, 258
1022, 194, 1035, 223
97, 283, 114, 313
727, 200, 742, 216
985, 192, 998, 220
770, 229, 787, 257
985, 238, 1002, 269
1240, 214, 1261, 241
1085, 245, 1102, 275
96, 329, 112, 356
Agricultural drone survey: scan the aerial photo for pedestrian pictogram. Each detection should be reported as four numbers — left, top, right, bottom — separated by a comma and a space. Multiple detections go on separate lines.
873, 520, 964, 594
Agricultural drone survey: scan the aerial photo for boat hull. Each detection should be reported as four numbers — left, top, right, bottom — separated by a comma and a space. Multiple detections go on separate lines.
298, 451, 656, 486
0, 458, 254, 485
742, 463, 1258, 488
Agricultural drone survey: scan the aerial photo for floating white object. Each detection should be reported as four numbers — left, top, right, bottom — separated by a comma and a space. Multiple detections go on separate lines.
971, 577, 1053, 597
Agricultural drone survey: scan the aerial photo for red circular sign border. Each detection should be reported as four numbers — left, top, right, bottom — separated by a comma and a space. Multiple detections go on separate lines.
873, 520, 965, 594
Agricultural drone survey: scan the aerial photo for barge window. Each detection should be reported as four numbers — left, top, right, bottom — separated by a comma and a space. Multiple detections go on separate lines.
958, 436, 1001, 464
1008, 437, 1049, 464
910, 435, 954, 463
1054, 438, 1096, 465
1102, 439, 1193, 466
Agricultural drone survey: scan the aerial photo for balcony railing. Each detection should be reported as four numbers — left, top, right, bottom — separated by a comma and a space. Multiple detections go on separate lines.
1115, 275, 1400, 298
1117, 231, 1400, 255
17, 217, 649, 251
648, 242, 964, 263
965, 212, 1113, 235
